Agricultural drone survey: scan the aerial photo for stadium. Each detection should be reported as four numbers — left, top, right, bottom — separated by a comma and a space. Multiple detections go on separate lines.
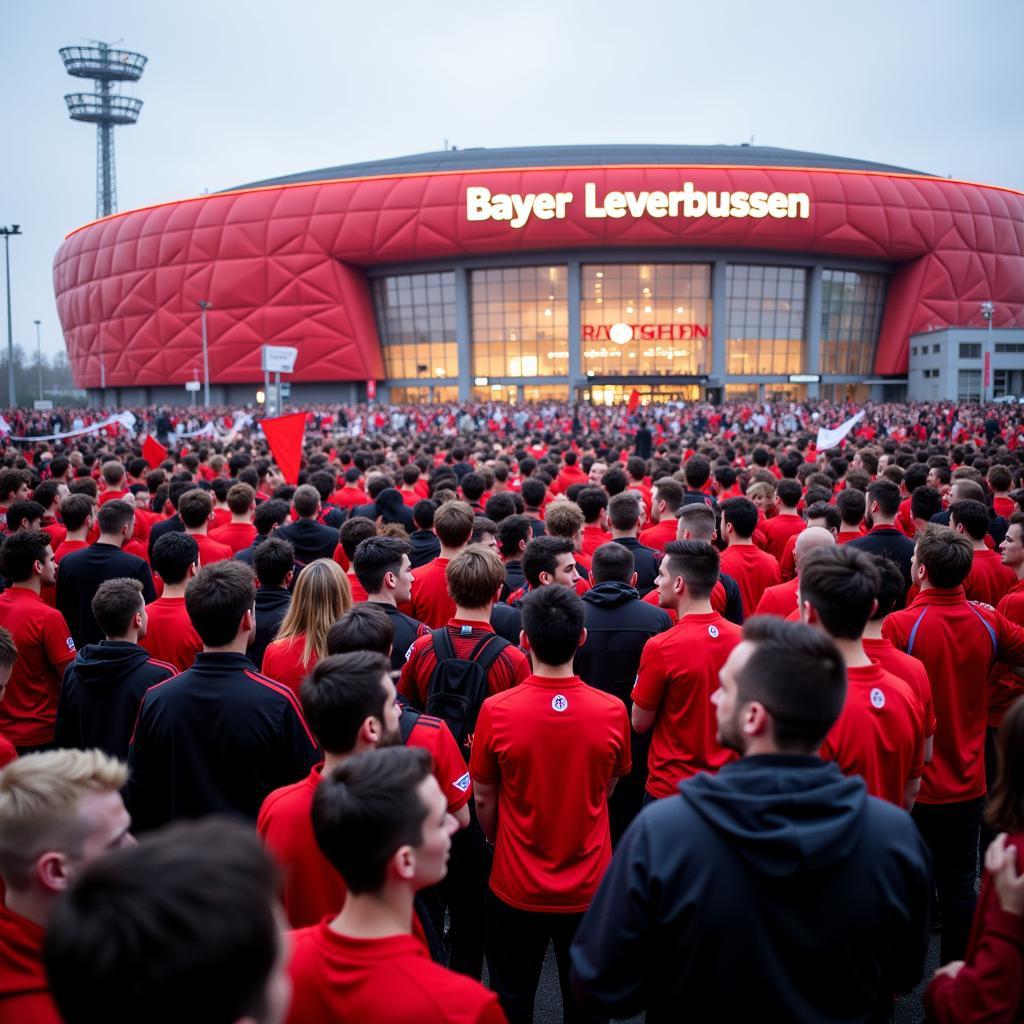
52, 144, 1024, 408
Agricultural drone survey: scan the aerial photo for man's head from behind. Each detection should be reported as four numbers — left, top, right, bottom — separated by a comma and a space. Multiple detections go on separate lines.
798, 545, 880, 641
91, 578, 146, 641
715, 616, 846, 756
912, 524, 973, 590
446, 545, 506, 610
151, 531, 199, 587
520, 584, 585, 667
44, 818, 289, 1024
185, 561, 256, 648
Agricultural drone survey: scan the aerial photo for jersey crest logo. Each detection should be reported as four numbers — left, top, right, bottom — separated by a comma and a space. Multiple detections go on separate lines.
405, 643, 414, 662
870, 687, 886, 709
707, 624, 719, 638
551, 694, 569, 713
66, 636, 75, 651
454, 772, 471, 793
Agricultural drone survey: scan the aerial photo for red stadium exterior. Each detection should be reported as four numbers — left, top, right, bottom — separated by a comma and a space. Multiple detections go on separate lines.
52, 145, 1024, 404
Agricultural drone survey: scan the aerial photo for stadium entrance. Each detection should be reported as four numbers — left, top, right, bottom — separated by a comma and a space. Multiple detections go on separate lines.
581, 382, 704, 406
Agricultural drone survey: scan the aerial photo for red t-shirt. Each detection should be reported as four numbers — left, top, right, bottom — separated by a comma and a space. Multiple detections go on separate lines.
759, 513, 806, 563
40, 521, 67, 552
580, 524, 612, 558
406, 557, 454, 629
399, 619, 530, 709
262, 634, 319, 695
632, 612, 742, 798
0, 903, 59, 1024
965, 548, 1017, 608
346, 571, 368, 604
637, 519, 677, 556
992, 496, 1016, 519
212, 507, 232, 530
287, 923, 506, 1024
862, 636, 937, 737
53, 538, 88, 563
819, 661, 925, 807
0, 587, 76, 747
990, 578, 1024, 728
643, 581, 729, 624
470, 674, 630, 912
754, 577, 800, 618
837, 527, 867, 544
328, 487, 367, 509
190, 532, 234, 567
209, 521, 258, 554
883, 587, 1024, 803
720, 544, 781, 619
140, 595, 203, 672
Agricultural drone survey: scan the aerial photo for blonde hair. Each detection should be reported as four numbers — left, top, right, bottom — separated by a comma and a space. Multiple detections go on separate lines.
0, 749, 127, 889
275, 558, 352, 665
745, 481, 776, 502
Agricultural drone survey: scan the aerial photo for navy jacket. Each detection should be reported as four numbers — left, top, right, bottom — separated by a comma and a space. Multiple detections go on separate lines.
610, 537, 660, 597
409, 529, 441, 569
571, 756, 931, 1024
56, 640, 177, 760
275, 518, 338, 565
375, 601, 428, 671
250, 586, 291, 668
848, 526, 916, 587
125, 651, 320, 831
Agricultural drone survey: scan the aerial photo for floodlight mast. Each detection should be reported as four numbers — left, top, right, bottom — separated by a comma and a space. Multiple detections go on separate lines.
60, 42, 147, 218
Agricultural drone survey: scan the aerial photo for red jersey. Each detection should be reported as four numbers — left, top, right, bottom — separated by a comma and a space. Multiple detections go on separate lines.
643, 581, 729, 624
862, 636, 937, 738
964, 548, 1017, 608
837, 527, 867, 544
140, 595, 203, 672
637, 519, 677, 556
328, 486, 367, 509
720, 543, 781, 618
399, 619, 530, 708
758, 513, 805, 563
212, 507, 232, 530
632, 612, 742, 797
0, 902, 60, 1024
287, 924, 505, 1024
189, 532, 233, 567
53, 538, 88, 563
819, 662, 925, 807
470, 674, 630, 913
754, 577, 800, 618
883, 586, 1024, 803
0, 587, 76, 747
209, 521, 257, 554
992, 495, 1016, 518
40, 521, 66, 551
990, 578, 1024, 728
581, 524, 611, 558
262, 634, 319, 695
346, 571, 368, 604
406, 557, 454, 629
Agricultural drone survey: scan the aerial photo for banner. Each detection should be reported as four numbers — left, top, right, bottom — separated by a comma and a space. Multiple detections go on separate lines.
815, 410, 865, 451
260, 412, 306, 485
1, 410, 136, 443
626, 389, 641, 414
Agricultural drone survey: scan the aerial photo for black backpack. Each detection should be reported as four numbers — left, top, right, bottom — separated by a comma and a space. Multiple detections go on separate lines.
424, 627, 510, 750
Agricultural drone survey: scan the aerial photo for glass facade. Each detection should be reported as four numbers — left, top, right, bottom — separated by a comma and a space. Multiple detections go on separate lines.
470, 266, 568, 378
820, 270, 886, 375
958, 369, 982, 402
585, 383, 703, 406
390, 385, 458, 404
471, 384, 568, 403
725, 265, 806, 375
372, 272, 457, 381
580, 264, 711, 376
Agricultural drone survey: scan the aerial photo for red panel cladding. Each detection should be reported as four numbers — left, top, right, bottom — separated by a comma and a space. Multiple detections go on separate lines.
53, 165, 1024, 386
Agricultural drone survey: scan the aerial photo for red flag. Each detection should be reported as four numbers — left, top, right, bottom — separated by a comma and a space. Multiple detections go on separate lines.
261, 412, 306, 485
142, 434, 168, 469
627, 389, 641, 414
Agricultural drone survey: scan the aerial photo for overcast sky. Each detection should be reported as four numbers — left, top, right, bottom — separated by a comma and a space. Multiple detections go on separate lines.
5, 0, 1022, 357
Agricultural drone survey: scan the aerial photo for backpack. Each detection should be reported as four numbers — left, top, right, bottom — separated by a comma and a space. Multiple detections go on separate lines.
424, 627, 510, 749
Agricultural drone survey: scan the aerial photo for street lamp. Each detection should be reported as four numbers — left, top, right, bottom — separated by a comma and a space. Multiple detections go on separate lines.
33, 320, 42, 403
0, 225, 21, 409
980, 301, 995, 402
198, 300, 212, 409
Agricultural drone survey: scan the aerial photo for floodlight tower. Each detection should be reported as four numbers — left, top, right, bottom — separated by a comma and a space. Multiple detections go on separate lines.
60, 42, 147, 218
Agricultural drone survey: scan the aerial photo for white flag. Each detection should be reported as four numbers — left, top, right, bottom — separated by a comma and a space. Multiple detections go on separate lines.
816, 411, 865, 451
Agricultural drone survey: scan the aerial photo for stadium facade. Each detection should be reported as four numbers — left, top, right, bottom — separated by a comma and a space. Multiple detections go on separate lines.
52, 145, 1024, 407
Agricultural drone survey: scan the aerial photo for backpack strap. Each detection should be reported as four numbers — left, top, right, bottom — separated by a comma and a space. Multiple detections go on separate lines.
468, 632, 510, 673
430, 626, 457, 665
399, 704, 421, 745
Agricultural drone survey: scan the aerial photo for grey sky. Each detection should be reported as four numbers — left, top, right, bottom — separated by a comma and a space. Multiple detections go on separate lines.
5, 0, 1022, 358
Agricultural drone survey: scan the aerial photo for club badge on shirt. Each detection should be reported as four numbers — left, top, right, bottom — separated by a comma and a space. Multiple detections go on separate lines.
453, 772, 470, 793
551, 694, 568, 713
708, 625, 719, 638
870, 688, 886, 709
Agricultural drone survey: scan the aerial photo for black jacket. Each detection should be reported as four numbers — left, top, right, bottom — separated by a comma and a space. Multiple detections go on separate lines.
55, 640, 177, 760
251, 587, 291, 668
611, 537, 660, 597
148, 513, 185, 560
490, 601, 522, 645
57, 543, 157, 648
848, 526, 916, 586
374, 601, 428, 671
275, 518, 338, 565
718, 570, 745, 625
571, 756, 931, 1024
125, 651, 320, 831
501, 560, 526, 602
409, 529, 440, 569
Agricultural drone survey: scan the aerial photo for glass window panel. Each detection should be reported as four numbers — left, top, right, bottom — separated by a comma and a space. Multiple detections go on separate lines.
372, 271, 458, 381
818, 269, 887, 376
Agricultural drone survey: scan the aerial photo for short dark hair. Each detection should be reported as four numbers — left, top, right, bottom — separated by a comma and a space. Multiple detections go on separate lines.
177, 488, 215, 530
339, 517, 377, 561
44, 819, 281, 1024
591, 542, 634, 585
661, 539, 720, 599
0, 469, 28, 501
910, 485, 943, 522
292, 485, 321, 518
607, 492, 642, 531
300, 651, 390, 754
412, 500, 435, 530
483, 492, 517, 523
915, 524, 973, 588
798, 546, 879, 640
738, 616, 847, 752
775, 479, 802, 509
0, 529, 51, 583
312, 746, 432, 894
576, 486, 608, 524
253, 498, 290, 537
521, 536, 575, 588
6, 500, 44, 531
433, 501, 475, 548
460, 473, 485, 503
352, 536, 409, 594
60, 494, 94, 532
835, 488, 866, 526
683, 456, 710, 489
653, 477, 684, 513
602, 467, 628, 496
97, 500, 135, 536
865, 479, 901, 517
720, 498, 759, 539
521, 584, 585, 666
185, 562, 255, 647
151, 532, 199, 585
870, 555, 907, 619
327, 604, 394, 658
805, 501, 842, 531
521, 478, 547, 509
252, 537, 294, 588
950, 499, 991, 542
496, 514, 531, 558
91, 578, 144, 638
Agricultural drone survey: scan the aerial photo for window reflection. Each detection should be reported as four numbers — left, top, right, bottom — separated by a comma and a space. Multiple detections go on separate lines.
725, 265, 806, 375
372, 272, 458, 381
820, 270, 886, 375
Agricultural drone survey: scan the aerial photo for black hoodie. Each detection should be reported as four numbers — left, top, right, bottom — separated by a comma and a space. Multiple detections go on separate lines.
56, 640, 177, 760
571, 755, 931, 1024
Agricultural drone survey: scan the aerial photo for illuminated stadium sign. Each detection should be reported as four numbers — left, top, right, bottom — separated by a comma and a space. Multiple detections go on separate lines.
466, 182, 811, 229
583, 323, 710, 343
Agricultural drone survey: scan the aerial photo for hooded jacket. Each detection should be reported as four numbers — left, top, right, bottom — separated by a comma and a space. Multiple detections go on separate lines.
55, 640, 177, 760
408, 529, 440, 569
571, 755, 931, 1024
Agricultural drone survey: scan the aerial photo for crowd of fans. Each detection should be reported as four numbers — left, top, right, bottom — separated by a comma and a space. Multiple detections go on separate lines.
0, 398, 1023, 1022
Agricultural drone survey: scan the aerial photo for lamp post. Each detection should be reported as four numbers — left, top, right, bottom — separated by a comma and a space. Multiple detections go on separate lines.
198, 300, 212, 408
0, 225, 21, 409
980, 301, 995, 403
33, 320, 42, 403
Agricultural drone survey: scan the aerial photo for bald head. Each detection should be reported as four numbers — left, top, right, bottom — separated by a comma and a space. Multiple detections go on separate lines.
795, 526, 836, 574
